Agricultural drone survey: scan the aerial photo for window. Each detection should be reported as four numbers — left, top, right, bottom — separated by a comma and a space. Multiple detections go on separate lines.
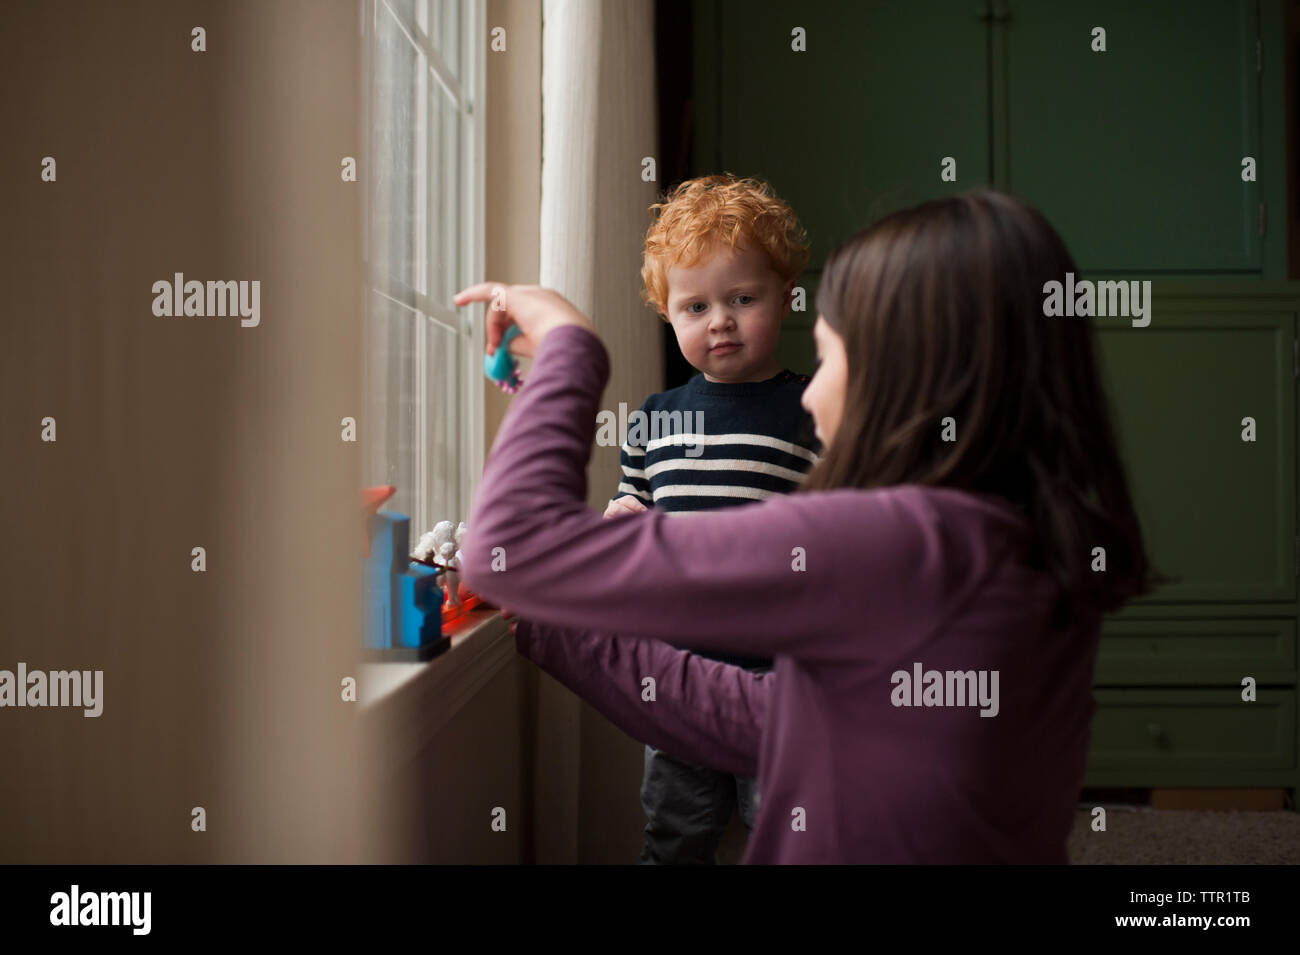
363, 0, 485, 535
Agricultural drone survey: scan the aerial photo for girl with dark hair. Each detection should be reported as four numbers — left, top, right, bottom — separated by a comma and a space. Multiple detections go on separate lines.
454, 189, 1164, 864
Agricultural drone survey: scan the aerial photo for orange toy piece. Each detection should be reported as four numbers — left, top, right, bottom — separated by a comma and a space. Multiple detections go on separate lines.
361, 486, 397, 557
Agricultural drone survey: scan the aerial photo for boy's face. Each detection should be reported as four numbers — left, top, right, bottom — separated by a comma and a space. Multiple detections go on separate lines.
664, 241, 792, 383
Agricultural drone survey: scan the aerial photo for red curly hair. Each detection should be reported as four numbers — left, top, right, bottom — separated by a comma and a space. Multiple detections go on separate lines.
640, 173, 810, 319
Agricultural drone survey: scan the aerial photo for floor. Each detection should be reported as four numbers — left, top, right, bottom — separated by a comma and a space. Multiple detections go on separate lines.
1066, 807, 1300, 864
716, 807, 1300, 864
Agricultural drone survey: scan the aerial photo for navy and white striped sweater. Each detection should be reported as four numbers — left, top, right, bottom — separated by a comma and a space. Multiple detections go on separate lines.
611, 369, 822, 667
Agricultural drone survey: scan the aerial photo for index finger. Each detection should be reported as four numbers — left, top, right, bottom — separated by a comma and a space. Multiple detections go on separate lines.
453, 282, 506, 306
455, 282, 513, 352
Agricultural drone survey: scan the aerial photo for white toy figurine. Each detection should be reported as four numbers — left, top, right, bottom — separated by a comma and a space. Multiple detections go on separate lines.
412, 530, 438, 563
411, 519, 468, 607
431, 520, 456, 554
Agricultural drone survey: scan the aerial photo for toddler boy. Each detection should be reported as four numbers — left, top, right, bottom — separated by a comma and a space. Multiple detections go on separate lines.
607, 174, 820, 864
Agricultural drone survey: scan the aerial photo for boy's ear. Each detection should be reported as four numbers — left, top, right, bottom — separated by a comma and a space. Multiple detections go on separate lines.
782, 280, 796, 316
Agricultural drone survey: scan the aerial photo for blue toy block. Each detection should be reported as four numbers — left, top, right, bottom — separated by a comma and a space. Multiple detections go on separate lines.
394, 564, 439, 649
363, 511, 447, 661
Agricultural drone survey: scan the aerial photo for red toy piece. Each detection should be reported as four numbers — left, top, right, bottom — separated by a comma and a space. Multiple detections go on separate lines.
361, 485, 397, 557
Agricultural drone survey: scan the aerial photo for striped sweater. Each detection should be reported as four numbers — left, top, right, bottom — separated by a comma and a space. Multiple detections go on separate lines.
611, 369, 822, 667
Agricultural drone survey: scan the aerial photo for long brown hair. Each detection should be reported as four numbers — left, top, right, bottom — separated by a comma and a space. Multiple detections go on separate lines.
801, 189, 1170, 625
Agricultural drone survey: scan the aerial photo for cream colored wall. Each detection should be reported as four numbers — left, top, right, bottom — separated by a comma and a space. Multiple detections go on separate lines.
0, 0, 371, 862
571, 0, 666, 865
369, 629, 533, 863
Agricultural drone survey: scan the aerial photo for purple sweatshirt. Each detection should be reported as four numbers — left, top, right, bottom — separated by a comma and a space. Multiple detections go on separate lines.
462, 324, 1102, 864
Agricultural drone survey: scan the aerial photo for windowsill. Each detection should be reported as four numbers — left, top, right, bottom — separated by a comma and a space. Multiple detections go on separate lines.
359, 607, 516, 766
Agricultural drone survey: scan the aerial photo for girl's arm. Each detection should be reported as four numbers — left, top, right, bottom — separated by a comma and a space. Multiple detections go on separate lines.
514, 619, 769, 776
461, 323, 942, 665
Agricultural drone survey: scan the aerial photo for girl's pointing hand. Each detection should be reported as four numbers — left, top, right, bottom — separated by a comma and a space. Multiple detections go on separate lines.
453, 283, 597, 360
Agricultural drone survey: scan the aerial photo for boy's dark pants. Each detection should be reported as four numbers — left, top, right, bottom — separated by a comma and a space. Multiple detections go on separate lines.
638, 663, 769, 865
639, 745, 760, 864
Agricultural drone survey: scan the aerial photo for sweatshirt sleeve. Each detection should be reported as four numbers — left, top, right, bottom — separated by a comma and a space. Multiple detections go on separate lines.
461, 324, 943, 665
514, 618, 768, 776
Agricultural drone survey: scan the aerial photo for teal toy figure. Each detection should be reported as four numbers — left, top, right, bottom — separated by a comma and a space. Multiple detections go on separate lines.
362, 489, 448, 662
485, 323, 524, 394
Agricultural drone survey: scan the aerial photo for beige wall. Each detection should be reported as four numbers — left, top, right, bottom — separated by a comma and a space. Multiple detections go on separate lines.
0, 0, 372, 862
576, 0, 665, 863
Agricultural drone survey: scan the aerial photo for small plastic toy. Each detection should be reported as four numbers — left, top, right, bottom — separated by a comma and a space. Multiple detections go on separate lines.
411, 519, 482, 622
363, 507, 448, 662
361, 485, 396, 557
484, 324, 524, 394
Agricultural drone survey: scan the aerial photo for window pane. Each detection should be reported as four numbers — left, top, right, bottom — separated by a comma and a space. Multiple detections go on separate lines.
388, 0, 418, 29
373, 5, 422, 291
430, 82, 460, 309
425, 317, 463, 526
363, 291, 421, 527
366, 0, 473, 542
363, 292, 466, 536
432, 0, 461, 76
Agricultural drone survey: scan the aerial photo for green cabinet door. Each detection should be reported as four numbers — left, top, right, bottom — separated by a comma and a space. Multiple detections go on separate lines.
1092, 285, 1297, 602
1094, 617, 1297, 685
998, 0, 1274, 275
1085, 688, 1296, 786
693, 0, 991, 269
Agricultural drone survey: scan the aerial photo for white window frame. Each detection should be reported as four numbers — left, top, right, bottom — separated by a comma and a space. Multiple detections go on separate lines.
361, 0, 485, 534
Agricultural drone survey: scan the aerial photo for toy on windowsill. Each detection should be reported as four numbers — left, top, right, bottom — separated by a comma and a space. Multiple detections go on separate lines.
484, 323, 524, 394
362, 488, 447, 662
361, 485, 397, 557
411, 520, 483, 623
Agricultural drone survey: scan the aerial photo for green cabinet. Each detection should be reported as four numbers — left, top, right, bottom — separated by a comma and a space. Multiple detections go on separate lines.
694, 0, 988, 270
1087, 688, 1295, 785
998, 1, 1283, 276
1086, 616, 1298, 787
1084, 285, 1299, 791
1093, 618, 1296, 686
693, 0, 1288, 372
1092, 285, 1297, 602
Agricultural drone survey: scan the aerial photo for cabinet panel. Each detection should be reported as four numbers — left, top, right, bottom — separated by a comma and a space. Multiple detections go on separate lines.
1001, 0, 1262, 274
1088, 688, 1295, 774
1095, 618, 1296, 685
1094, 305, 1296, 601
694, 0, 989, 270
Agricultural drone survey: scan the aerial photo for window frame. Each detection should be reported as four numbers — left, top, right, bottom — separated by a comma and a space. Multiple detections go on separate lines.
361, 0, 486, 534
